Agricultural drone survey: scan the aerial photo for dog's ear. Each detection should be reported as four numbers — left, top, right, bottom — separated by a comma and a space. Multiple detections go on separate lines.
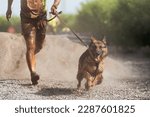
102, 36, 107, 45
91, 36, 97, 43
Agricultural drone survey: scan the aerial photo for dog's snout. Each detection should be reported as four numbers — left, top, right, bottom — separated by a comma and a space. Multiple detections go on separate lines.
96, 50, 102, 55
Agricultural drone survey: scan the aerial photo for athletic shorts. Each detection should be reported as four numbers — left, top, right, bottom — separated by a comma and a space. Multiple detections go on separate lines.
20, 14, 47, 43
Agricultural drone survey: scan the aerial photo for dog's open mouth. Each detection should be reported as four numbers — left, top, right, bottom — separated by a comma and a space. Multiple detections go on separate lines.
95, 50, 103, 56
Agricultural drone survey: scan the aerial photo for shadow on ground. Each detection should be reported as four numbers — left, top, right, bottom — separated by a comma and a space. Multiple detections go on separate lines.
35, 87, 75, 96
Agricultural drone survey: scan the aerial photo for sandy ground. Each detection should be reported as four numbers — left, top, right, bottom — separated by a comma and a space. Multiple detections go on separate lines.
0, 32, 150, 100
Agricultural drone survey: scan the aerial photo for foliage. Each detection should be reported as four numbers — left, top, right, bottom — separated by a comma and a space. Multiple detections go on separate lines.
0, 16, 21, 32
74, 0, 150, 46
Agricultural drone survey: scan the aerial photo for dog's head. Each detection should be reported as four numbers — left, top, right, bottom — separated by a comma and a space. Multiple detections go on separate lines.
89, 36, 108, 59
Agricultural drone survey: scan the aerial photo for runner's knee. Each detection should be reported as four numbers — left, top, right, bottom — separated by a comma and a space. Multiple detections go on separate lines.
36, 33, 46, 50
28, 43, 35, 51
24, 30, 36, 52
26, 39, 36, 53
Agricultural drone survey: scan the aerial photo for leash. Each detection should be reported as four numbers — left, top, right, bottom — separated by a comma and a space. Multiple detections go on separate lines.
46, 11, 62, 22
47, 11, 88, 48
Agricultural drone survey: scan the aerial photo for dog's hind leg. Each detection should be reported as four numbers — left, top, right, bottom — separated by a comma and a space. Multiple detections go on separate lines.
77, 73, 84, 90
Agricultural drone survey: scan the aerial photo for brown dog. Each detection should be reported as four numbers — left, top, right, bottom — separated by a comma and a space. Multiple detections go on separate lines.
77, 36, 108, 91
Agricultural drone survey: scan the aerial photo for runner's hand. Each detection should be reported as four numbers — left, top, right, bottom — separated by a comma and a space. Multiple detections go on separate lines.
6, 9, 12, 21
51, 4, 57, 15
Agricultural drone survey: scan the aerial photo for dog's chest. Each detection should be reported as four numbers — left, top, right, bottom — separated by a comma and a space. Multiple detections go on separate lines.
86, 58, 104, 74
87, 64, 97, 72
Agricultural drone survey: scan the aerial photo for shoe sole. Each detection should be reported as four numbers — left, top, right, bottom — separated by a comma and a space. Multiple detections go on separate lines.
31, 75, 40, 85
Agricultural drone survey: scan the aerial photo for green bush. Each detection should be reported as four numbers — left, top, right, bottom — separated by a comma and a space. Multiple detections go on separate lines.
110, 0, 150, 46
74, 0, 150, 46
75, 0, 118, 36
0, 16, 21, 33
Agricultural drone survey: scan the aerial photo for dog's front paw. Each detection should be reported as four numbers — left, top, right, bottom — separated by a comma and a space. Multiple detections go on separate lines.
76, 88, 83, 96
85, 83, 90, 91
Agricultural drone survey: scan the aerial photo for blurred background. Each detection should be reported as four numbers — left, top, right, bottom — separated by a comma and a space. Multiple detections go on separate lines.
0, 0, 150, 48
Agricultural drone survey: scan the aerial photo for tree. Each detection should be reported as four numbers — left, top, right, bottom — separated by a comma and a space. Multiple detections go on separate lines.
75, 0, 150, 46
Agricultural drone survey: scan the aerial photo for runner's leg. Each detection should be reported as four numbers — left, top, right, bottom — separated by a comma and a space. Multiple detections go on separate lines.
21, 19, 40, 85
35, 20, 46, 54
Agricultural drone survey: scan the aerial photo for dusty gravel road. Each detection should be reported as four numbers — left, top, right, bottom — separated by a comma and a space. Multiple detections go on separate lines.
0, 32, 150, 100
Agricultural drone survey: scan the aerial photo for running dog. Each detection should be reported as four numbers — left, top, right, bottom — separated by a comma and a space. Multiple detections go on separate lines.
77, 36, 108, 91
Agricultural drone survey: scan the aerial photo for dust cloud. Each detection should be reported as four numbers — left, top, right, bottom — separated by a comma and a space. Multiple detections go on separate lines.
0, 32, 131, 81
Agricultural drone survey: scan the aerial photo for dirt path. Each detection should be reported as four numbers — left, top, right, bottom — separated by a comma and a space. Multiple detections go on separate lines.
0, 32, 149, 100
